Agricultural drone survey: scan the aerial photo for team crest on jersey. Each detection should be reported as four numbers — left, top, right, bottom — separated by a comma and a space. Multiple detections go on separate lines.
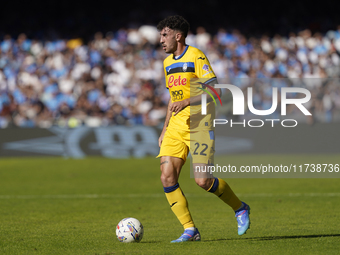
202, 64, 209, 72
183, 63, 187, 72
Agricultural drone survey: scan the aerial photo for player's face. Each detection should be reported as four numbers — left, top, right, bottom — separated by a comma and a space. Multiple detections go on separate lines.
160, 27, 177, 54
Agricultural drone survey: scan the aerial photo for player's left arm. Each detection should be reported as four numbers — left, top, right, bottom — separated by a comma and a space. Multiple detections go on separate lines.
188, 78, 220, 106
188, 53, 221, 105
169, 81, 220, 114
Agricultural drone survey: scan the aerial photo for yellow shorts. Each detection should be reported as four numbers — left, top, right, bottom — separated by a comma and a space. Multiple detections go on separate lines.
157, 128, 215, 164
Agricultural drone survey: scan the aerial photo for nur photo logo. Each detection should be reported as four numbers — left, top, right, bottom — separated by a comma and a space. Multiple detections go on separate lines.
198, 82, 223, 115
199, 83, 312, 128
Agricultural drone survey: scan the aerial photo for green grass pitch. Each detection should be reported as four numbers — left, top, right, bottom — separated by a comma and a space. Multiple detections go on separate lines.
0, 156, 339, 254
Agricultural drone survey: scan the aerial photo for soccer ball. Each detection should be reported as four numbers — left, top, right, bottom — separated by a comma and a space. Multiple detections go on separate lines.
116, 217, 144, 243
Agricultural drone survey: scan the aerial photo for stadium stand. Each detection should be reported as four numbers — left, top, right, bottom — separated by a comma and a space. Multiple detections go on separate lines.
0, 25, 340, 128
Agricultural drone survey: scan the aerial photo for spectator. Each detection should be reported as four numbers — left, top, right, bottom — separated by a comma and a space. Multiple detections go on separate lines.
0, 24, 339, 128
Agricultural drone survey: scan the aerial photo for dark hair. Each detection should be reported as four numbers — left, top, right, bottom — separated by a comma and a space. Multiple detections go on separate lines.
157, 15, 190, 38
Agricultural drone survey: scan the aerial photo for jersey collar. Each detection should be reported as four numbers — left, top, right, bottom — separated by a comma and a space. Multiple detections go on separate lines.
173, 45, 189, 60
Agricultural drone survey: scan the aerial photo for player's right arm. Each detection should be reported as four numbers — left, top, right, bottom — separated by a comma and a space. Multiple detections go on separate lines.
158, 98, 172, 147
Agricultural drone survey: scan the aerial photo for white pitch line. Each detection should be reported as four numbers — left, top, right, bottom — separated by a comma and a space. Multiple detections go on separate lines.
0, 193, 340, 200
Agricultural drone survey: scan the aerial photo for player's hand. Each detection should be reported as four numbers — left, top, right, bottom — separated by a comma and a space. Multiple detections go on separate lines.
170, 99, 189, 116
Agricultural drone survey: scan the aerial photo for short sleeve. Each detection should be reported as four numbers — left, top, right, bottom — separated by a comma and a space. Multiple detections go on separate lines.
194, 53, 216, 82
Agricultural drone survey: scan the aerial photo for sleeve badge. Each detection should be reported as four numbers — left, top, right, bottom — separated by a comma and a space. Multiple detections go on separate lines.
202, 64, 209, 72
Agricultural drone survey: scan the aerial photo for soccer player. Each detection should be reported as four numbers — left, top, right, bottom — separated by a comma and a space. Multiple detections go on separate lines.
156, 15, 250, 243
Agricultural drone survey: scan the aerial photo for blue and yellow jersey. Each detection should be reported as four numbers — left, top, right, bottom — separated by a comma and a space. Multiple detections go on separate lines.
163, 45, 217, 131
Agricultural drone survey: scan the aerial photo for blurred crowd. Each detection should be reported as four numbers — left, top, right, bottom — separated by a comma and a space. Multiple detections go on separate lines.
0, 24, 340, 128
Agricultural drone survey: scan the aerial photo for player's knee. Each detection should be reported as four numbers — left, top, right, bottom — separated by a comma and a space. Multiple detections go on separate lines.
195, 178, 213, 191
160, 171, 177, 187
